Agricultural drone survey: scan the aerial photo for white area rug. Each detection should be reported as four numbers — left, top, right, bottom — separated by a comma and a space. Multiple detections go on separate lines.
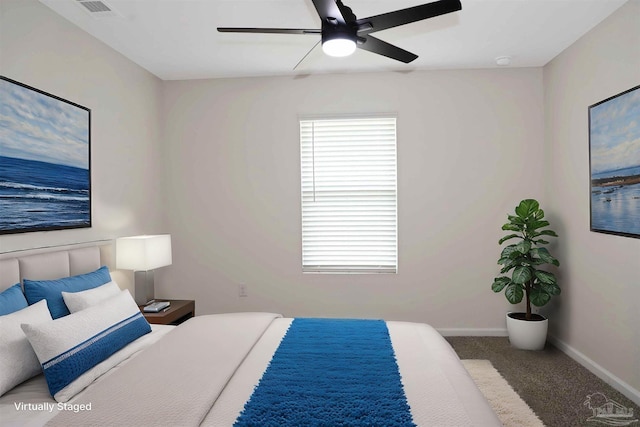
462, 359, 545, 427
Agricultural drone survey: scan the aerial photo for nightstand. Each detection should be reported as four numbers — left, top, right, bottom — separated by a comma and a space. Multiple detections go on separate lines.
139, 299, 195, 325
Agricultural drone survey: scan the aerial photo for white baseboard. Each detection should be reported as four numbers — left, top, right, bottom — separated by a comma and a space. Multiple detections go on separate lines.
438, 328, 507, 337
548, 335, 640, 407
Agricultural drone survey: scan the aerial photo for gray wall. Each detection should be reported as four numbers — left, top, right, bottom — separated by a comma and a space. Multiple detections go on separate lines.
543, 0, 640, 402
159, 69, 545, 331
0, 0, 164, 256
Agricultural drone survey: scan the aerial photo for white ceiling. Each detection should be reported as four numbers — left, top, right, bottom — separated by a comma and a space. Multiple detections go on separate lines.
40, 0, 627, 81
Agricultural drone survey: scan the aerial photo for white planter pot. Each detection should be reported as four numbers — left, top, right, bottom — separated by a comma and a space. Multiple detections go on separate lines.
506, 312, 548, 350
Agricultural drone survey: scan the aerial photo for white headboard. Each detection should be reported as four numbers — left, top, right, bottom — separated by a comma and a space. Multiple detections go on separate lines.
0, 242, 114, 292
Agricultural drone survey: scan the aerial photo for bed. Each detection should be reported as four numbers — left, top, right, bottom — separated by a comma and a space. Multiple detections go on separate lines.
0, 243, 501, 426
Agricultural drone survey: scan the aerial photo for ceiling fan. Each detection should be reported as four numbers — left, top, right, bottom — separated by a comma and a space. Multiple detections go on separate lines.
217, 0, 462, 64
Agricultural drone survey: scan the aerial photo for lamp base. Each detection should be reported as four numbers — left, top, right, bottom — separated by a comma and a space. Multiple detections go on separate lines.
134, 270, 155, 305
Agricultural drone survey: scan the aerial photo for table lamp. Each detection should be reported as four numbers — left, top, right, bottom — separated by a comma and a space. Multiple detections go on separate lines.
116, 235, 172, 305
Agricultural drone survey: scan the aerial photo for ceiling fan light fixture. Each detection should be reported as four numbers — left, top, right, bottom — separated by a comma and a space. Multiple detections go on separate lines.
322, 37, 356, 57
321, 27, 357, 57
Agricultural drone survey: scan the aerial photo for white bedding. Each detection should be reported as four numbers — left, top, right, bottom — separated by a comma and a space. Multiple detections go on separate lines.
1, 314, 501, 427
0, 324, 174, 426
201, 318, 500, 427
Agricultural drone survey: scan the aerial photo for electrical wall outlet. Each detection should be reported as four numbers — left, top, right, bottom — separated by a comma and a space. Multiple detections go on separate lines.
238, 284, 248, 298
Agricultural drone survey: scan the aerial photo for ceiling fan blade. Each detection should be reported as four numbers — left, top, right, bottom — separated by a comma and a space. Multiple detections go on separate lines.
356, 0, 461, 34
357, 35, 418, 63
217, 28, 321, 35
311, 0, 348, 25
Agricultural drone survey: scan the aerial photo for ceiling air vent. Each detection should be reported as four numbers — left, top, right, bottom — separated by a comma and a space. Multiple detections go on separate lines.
75, 0, 120, 18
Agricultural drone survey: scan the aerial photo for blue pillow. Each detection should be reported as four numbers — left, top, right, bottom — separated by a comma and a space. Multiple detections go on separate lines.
0, 283, 28, 316
23, 266, 111, 319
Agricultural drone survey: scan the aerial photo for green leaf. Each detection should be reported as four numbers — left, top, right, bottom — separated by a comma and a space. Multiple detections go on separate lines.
505, 283, 524, 304
498, 248, 522, 265
516, 199, 539, 218
497, 256, 513, 265
497, 257, 509, 265
528, 220, 550, 231
534, 270, 556, 285
530, 257, 548, 266
507, 215, 525, 225
530, 247, 560, 266
510, 251, 525, 261
512, 266, 532, 284
533, 239, 549, 245
502, 223, 523, 232
492, 277, 511, 292
515, 239, 531, 254
535, 208, 545, 220
530, 287, 551, 306
538, 229, 558, 237
540, 282, 561, 296
500, 245, 519, 259
498, 234, 521, 245
500, 260, 519, 274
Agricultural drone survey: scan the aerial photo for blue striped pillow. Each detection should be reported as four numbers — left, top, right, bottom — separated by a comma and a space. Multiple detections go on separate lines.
21, 290, 151, 398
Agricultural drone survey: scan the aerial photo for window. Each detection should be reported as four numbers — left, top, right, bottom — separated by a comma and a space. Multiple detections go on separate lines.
300, 116, 397, 273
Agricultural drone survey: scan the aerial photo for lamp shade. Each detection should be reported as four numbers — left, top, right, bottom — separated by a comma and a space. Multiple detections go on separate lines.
116, 235, 172, 271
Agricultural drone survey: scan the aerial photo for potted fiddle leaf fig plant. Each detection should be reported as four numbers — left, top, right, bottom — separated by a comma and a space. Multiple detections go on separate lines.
492, 199, 560, 350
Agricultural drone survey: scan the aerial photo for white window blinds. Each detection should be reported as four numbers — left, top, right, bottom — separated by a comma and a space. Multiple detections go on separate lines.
300, 117, 397, 273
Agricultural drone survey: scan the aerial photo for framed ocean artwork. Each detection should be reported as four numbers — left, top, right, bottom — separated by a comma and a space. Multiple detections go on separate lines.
0, 76, 91, 234
589, 85, 640, 239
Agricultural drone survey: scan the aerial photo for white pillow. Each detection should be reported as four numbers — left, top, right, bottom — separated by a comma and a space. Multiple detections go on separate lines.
21, 290, 151, 401
62, 280, 121, 313
0, 300, 52, 396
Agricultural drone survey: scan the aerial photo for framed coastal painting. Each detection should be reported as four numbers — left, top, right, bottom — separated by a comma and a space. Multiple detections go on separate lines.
0, 76, 91, 234
589, 85, 640, 239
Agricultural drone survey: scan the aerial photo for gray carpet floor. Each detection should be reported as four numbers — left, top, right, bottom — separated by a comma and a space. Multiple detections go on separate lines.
446, 336, 639, 427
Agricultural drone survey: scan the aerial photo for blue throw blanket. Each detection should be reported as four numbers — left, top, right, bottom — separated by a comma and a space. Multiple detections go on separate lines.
234, 318, 415, 427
